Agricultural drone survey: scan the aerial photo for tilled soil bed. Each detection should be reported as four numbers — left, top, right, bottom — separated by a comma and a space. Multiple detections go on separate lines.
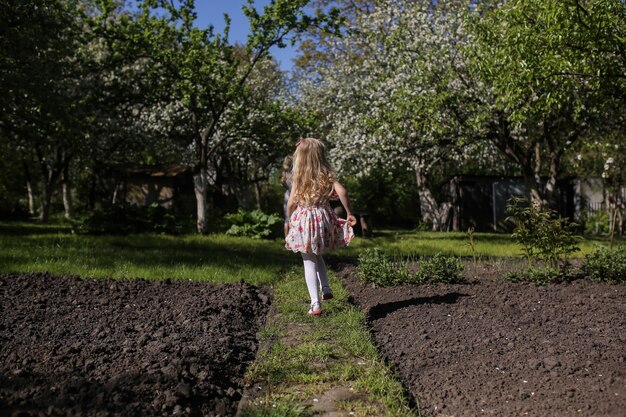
0, 273, 271, 417
339, 265, 626, 417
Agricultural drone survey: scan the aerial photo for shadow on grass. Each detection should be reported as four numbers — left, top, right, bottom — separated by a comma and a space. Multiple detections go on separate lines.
0, 221, 72, 235
0, 230, 295, 284
368, 292, 469, 321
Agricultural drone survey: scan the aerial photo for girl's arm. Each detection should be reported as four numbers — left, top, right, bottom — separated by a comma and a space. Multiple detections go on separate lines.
333, 181, 357, 226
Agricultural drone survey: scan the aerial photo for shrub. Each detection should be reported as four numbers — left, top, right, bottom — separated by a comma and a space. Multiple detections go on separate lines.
415, 253, 465, 284
74, 203, 183, 235
585, 211, 610, 235
503, 267, 564, 286
506, 198, 580, 268
224, 209, 281, 239
357, 249, 413, 287
357, 249, 464, 286
584, 248, 626, 283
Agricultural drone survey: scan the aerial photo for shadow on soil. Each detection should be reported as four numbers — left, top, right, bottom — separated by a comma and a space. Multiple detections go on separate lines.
367, 292, 469, 321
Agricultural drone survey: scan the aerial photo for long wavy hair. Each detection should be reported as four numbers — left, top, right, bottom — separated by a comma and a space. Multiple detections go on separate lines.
291, 138, 336, 206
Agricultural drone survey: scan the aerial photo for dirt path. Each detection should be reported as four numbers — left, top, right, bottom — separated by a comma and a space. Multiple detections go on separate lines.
339, 265, 626, 417
0, 273, 270, 417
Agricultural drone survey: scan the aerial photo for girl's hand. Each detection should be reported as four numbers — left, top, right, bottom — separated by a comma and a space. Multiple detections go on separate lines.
347, 214, 357, 227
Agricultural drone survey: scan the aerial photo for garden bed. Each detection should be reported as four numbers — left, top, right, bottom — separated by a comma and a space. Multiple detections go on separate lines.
338, 262, 626, 417
0, 273, 270, 417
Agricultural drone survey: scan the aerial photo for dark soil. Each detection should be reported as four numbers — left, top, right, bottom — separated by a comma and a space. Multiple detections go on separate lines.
0, 273, 271, 417
339, 264, 626, 417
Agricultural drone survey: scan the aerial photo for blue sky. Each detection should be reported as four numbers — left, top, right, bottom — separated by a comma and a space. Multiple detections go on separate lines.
193, 0, 302, 72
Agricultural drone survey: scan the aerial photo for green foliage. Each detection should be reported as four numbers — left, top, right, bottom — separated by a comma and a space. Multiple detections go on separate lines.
224, 209, 281, 239
416, 253, 465, 285
506, 198, 580, 268
585, 211, 610, 235
357, 249, 413, 287
357, 249, 464, 287
502, 267, 564, 286
465, 227, 478, 267
74, 203, 183, 235
584, 248, 626, 283
343, 168, 420, 228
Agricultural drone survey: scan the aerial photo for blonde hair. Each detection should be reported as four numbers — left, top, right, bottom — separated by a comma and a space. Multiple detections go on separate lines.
292, 138, 336, 206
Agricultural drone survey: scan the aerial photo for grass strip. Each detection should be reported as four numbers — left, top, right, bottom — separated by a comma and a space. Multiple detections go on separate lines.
240, 268, 419, 417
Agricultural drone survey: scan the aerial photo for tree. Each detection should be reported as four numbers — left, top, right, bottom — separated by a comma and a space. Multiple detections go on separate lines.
297, 0, 478, 230
132, 0, 333, 232
0, 0, 85, 221
467, 0, 626, 207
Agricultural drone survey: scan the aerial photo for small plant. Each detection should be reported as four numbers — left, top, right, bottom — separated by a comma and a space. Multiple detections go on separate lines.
585, 211, 610, 235
465, 227, 478, 268
358, 249, 464, 286
503, 267, 564, 286
415, 253, 465, 284
584, 247, 626, 283
506, 198, 580, 269
357, 249, 414, 287
224, 209, 282, 239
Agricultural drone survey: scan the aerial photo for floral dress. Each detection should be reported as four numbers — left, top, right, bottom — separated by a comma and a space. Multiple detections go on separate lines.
285, 201, 354, 254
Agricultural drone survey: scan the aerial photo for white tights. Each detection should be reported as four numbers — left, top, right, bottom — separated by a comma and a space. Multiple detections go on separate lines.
301, 252, 330, 305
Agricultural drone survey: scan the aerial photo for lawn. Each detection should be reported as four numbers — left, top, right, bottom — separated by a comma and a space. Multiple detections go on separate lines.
0, 222, 618, 285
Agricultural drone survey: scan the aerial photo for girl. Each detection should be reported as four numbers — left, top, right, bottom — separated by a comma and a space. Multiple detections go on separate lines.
285, 138, 357, 315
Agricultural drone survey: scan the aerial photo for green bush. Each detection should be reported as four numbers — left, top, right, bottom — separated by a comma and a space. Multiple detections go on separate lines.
506, 198, 580, 268
224, 209, 281, 239
74, 203, 183, 235
585, 211, 610, 235
415, 253, 465, 284
503, 267, 564, 286
357, 249, 464, 287
357, 249, 413, 287
584, 248, 626, 283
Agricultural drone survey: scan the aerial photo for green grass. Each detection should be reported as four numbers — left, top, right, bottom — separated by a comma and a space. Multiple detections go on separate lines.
342, 229, 616, 258
0, 221, 291, 286
1, 222, 618, 284
241, 268, 417, 417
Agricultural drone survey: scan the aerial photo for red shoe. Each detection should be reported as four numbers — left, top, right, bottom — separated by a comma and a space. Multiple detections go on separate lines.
308, 302, 322, 316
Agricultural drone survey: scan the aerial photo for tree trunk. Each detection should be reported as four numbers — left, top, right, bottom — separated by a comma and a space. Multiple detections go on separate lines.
193, 166, 209, 233
253, 180, 261, 210
61, 163, 73, 219
545, 150, 562, 210
36, 146, 61, 223
23, 161, 35, 215
450, 176, 461, 232
415, 165, 451, 231
39, 180, 52, 222
26, 180, 35, 215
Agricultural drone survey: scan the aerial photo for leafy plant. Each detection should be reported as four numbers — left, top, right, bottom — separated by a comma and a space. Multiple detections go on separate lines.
506, 198, 580, 268
465, 227, 478, 268
224, 209, 281, 239
358, 249, 464, 286
357, 249, 413, 287
585, 211, 610, 235
415, 253, 465, 284
503, 267, 565, 286
584, 248, 626, 284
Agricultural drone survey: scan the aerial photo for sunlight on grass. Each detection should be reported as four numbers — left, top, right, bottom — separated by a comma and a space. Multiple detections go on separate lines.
0, 225, 293, 286
343, 230, 614, 258
1, 222, 619, 285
